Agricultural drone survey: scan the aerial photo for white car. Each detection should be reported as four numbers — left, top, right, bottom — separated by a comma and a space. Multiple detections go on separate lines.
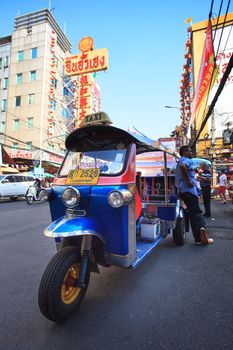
0, 174, 36, 200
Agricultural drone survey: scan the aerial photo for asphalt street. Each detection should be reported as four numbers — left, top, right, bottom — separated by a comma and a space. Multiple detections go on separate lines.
0, 198, 232, 350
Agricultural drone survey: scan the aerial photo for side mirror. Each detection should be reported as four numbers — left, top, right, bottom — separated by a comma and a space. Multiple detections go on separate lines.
3, 179, 10, 183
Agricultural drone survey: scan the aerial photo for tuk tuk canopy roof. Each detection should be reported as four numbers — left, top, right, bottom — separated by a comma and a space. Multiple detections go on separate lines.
65, 124, 179, 158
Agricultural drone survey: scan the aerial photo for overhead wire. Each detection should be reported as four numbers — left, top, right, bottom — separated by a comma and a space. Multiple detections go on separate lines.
215, 0, 232, 59
192, 0, 233, 145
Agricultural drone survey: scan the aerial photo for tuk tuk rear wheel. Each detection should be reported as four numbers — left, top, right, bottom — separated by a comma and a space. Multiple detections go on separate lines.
173, 216, 186, 246
38, 246, 90, 323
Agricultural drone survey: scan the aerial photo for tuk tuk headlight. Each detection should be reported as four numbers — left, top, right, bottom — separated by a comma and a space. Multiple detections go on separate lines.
62, 187, 80, 208
108, 190, 133, 208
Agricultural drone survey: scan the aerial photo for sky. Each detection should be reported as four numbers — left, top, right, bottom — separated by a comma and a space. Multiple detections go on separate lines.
1, 0, 232, 140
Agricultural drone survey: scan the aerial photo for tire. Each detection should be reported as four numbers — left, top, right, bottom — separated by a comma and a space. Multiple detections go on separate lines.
173, 216, 186, 246
38, 189, 49, 202
38, 246, 90, 323
26, 195, 33, 204
10, 196, 18, 201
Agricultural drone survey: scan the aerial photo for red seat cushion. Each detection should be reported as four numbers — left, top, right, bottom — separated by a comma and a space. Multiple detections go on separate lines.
135, 188, 142, 220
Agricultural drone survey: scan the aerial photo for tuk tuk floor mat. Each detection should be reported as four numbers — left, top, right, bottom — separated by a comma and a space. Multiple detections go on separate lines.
131, 236, 164, 269
207, 228, 233, 240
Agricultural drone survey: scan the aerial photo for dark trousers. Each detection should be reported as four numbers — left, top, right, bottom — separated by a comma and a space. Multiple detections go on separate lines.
179, 192, 206, 242
201, 186, 211, 216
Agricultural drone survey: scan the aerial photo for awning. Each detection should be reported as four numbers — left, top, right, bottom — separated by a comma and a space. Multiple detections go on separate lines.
0, 166, 19, 174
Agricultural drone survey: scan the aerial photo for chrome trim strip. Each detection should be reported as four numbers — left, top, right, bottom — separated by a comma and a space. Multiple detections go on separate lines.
44, 227, 105, 242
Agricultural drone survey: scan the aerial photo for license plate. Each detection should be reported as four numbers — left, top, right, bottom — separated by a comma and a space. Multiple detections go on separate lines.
66, 168, 100, 185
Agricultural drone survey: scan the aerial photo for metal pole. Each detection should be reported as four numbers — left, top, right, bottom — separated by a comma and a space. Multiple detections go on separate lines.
39, 23, 48, 170
164, 151, 168, 205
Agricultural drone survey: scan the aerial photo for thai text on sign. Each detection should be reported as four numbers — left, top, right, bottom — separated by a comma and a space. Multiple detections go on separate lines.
65, 48, 108, 76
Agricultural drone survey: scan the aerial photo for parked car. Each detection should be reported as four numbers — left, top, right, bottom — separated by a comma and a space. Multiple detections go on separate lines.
0, 174, 35, 200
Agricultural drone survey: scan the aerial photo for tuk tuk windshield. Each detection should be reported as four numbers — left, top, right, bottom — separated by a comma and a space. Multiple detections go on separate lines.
59, 148, 127, 177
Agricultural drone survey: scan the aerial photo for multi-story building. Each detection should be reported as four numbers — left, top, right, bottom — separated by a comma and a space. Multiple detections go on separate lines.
2, 9, 73, 174
0, 35, 11, 145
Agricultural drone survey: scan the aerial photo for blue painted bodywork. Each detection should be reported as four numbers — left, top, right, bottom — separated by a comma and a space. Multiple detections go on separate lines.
48, 184, 130, 255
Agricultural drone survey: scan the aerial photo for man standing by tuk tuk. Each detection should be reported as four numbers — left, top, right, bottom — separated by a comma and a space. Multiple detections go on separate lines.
175, 146, 213, 245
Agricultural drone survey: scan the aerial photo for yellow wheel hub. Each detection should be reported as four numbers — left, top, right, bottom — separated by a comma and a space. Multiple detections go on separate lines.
61, 263, 81, 304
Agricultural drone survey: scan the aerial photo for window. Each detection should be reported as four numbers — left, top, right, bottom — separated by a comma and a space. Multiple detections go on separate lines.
4, 176, 15, 183
13, 119, 20, 130
31, 47, 37, 59
28, 94, 35, 105
12, 142, 18, 149
16, 73, 22, 84
53, 99, 57, 111
0, 57, 2, 68
0, 121, 5, 132
26, 176, 35, 181
54, 56, 58, 68
30, 70, 36, 81
17, 51, 24, 62
26, 142, 32, 150
27, 117, 33, 129
49, 144, 54, 152
4, 56, 9, 67
15, 176, 24, 182
15, 96, 21, 107
3, 78, 8, 89
53, 78, 58, 89
2, 99, 7, 111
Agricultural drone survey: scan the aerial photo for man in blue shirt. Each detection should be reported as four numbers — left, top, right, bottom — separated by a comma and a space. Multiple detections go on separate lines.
198, 162, 212, 217
175, 146, 213, 245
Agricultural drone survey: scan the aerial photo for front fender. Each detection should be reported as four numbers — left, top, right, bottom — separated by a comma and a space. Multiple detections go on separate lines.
44, 215, 105, 242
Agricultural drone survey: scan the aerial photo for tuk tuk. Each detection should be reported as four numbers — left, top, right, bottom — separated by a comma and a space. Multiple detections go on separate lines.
38, 112, 188, 322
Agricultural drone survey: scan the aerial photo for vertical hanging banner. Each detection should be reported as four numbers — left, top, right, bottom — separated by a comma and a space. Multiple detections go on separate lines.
190, 20, 215, 124
64, 37, 108, 126
48, 30, 57, 137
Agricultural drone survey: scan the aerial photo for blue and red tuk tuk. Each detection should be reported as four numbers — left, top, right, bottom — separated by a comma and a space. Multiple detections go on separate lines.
38, 112, 188, 322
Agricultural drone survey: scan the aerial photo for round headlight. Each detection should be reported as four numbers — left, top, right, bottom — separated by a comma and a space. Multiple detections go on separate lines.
108, 191, 124, 208
62, 187, 80, 208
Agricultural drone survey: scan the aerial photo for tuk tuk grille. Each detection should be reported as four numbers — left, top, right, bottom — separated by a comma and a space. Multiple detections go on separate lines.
207, 228, 233, 240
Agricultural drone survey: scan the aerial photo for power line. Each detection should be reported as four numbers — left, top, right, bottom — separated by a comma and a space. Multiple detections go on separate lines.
0, 132, 66, 158
215, 0, 232, 59
191, 52, 233, 146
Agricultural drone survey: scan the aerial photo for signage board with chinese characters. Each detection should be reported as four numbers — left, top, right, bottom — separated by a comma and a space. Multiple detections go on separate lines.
65, 48, 108, 76
77, 74, 101, 125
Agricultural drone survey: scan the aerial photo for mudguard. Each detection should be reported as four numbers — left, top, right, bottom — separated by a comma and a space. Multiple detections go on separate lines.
44, 215, 105, 242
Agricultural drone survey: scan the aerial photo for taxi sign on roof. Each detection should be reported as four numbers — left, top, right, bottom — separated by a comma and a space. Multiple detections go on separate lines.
79, 112, 112, 128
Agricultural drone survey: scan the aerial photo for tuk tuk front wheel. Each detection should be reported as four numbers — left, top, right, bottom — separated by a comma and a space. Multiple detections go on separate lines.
173, 216, 186, 246
38, 246, 90, 323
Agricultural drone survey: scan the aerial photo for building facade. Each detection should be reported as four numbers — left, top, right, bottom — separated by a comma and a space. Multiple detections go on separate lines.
191, 13, 233, 170
0, 35, 11, 145
0, 9, 73, 173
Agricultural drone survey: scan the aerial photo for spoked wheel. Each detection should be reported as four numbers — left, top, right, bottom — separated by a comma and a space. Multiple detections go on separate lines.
26, 195, 33, 204
173, 214, 186, 246
38, 247, 90, 323
38, 189, 49, 202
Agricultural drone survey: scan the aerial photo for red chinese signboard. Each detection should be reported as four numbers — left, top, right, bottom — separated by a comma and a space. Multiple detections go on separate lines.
191, 20, 215, 124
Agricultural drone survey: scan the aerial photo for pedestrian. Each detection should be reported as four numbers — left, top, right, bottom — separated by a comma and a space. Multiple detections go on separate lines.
194, 168, 202, 197
198, 163, 212, 217
218, 169, 227, 204
175, 146, 213, 245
